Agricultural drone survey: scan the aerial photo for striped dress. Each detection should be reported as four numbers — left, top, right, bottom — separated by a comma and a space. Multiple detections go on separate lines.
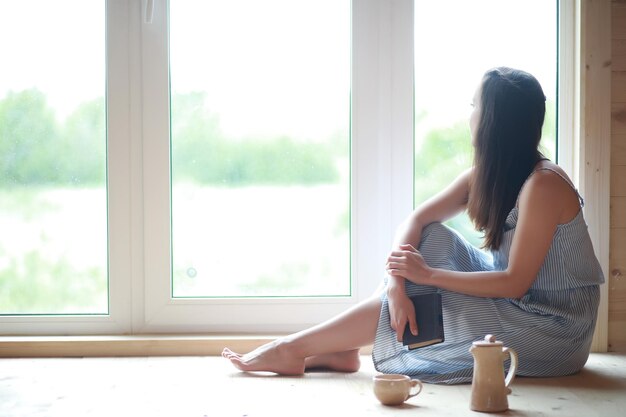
371, 168, 605, 384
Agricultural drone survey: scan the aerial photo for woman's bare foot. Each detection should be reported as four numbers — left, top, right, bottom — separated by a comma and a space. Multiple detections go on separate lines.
221, 340, 306, 376
304, 349, 361, 372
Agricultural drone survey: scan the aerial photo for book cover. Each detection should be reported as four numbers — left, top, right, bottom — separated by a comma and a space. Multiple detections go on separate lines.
402, 292, 444, 350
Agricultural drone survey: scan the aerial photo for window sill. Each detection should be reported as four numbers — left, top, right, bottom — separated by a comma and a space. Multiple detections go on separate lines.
0, 335, 277, 357
0, 335, 375, 358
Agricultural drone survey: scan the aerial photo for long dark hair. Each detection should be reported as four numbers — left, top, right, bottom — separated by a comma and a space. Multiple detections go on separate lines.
468, 67, 546, 251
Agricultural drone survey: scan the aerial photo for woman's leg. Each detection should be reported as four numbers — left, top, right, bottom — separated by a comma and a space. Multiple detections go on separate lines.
303, 349, 362, 372
222, 291, 383, 375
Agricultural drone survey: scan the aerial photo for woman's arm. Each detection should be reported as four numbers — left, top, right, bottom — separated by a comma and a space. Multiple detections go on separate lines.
386, 168, 472, 340
387, 169, 575, 298
389, 167, 472, 276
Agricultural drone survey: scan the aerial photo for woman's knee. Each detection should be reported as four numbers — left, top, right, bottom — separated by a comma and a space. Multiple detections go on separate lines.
420, 222, 454, 247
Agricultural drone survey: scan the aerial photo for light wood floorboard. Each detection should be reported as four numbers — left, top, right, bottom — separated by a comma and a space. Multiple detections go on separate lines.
1, 353, 625, 417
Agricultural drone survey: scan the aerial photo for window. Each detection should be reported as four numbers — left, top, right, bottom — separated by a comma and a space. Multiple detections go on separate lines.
0, 0, 574, 336
0, 0, 107, 315
414, 0, 558, 245
169, 0, 351, 298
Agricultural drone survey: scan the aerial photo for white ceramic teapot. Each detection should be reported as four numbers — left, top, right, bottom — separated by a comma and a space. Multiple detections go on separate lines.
469, 334, 519, 412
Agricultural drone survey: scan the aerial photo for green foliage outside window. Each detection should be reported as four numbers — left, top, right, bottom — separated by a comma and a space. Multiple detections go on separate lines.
0, 89, 554, 311
0, 89, 341, 188
0, 89, 105, 188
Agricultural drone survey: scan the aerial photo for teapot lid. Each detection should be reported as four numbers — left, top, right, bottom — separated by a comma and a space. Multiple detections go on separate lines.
472, 334, 503, 347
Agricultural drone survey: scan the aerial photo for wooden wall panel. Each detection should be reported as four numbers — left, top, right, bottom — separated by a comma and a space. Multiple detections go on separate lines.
613, 72, 626, 102
612, 135, 626, 165
612, 166, 626, 196
609, 225, 626, 272
614, 2, 626, 40
609, 227, 626, 352
610, 0, 626, 352
613, 104, 626, 135
611, 197, 626, 228
584, 0, 613, 353
615, 39, 626, 71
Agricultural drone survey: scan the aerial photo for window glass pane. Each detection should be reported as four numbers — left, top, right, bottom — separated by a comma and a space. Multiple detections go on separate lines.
0, 1, 107, 314
414, 0, 557, 246
170, 0, 351, 297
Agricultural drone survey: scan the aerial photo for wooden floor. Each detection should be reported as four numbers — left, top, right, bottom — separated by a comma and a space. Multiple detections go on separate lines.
1, 353, 625, 417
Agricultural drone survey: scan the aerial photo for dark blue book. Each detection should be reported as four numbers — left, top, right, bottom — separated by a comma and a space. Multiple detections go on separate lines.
402, 292, 444, 350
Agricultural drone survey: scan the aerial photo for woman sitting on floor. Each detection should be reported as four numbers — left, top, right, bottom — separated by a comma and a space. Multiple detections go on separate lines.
222, 67, 604, 384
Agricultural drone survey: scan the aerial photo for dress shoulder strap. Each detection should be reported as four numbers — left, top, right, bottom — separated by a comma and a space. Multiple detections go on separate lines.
517, 167, 585, 207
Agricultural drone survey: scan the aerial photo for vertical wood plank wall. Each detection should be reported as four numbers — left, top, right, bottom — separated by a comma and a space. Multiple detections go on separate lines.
583, 0, 612, 353
610, 0, 626, 351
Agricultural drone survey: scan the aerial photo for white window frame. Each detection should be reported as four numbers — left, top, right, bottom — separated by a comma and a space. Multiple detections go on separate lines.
138, 0, 413, 333
0, 0, 134, 335
1, 0, 608, 346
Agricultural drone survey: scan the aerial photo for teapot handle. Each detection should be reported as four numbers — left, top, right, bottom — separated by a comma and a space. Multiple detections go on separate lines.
502, 347, 518, 393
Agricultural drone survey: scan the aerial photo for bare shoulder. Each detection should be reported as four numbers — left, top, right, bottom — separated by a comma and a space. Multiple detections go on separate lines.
524, 160, 574, 194
520, 161, 580, 223
535, 160, 573, 182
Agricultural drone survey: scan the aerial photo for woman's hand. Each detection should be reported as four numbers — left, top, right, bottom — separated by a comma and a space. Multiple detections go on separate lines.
386, 282, 418, 342
386, 244, 433, 285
